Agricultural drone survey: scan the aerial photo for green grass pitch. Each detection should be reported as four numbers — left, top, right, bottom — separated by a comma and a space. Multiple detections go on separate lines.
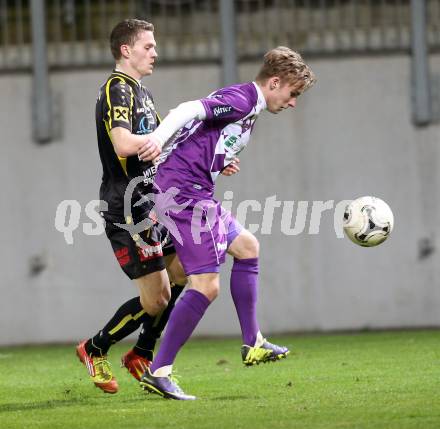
0, 330, 439, 429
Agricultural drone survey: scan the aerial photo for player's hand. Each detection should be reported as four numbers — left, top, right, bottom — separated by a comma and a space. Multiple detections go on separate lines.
221, 157, 240, 176
138, 135, 162, 162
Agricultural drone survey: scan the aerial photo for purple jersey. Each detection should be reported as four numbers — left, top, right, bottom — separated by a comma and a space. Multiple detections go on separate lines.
155, 82, 266, 198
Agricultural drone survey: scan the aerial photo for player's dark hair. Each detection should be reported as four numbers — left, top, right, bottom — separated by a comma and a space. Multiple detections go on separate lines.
110, 19, 154, 60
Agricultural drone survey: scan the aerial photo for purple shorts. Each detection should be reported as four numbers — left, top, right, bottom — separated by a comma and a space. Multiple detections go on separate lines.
155, 195, 242, 276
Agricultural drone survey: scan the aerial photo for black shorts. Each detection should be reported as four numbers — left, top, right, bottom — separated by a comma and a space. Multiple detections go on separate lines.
105, 220, 175, 280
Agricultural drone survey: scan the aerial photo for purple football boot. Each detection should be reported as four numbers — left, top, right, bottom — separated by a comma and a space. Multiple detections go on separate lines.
140, 368, 196, 400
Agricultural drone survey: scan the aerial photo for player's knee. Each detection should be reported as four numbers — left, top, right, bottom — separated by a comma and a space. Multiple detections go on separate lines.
203, 282, 219, 301
153, 299, 168, 314
241, 232, 259, 258
139, 295, 152, 314
157, 294, 169, 312
248, 234, 260, 257
139, 294, 168, 316
161, 287, 171, 304
229, 230, 260, 259
191, 280, 219, 301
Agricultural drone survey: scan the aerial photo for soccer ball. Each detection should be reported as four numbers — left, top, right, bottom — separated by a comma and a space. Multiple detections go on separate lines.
343, 196, 394, 247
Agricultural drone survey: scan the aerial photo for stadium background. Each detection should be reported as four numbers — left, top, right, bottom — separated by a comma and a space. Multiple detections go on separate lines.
1, 0, 439, 345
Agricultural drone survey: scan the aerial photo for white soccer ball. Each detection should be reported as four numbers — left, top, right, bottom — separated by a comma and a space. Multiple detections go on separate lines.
343, 196, 394, 247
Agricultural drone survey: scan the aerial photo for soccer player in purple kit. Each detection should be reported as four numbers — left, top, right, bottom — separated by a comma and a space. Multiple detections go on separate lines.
138, 47, 316, 400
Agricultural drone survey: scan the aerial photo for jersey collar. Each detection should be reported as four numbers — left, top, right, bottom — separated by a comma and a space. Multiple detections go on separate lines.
252, 81, 267, 111
113, 69, 141, 87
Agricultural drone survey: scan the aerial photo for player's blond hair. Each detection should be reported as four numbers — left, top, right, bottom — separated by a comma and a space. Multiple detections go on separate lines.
256, 47, 316, 93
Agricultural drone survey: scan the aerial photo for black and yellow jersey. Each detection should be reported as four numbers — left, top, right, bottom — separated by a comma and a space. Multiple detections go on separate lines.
95, 70, 159, 222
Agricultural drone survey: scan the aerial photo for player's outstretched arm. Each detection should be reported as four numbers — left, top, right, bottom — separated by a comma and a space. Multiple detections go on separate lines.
138, 100, 206, 161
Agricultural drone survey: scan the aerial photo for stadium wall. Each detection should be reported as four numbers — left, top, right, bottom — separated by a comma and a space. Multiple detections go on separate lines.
1, 54, 439, 345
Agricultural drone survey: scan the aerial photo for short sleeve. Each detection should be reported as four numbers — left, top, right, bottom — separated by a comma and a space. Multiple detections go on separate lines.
200, 86, 254, 123
103, 79, 133, 131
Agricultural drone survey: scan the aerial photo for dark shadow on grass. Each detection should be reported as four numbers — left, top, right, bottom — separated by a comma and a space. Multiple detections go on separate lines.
0, 392, 156, 413
0, 398, 86, 413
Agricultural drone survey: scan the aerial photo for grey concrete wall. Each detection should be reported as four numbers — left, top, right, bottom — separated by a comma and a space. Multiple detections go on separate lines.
1, 54, 439, 345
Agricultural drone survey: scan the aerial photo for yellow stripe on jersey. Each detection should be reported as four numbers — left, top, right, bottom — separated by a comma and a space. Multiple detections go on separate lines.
105, 119, 128, 176
113, 72, 134, 119
105, 76, 127, 129
118, 156, 128, 175
104, 75, 133, 176
108, 309, 146, 336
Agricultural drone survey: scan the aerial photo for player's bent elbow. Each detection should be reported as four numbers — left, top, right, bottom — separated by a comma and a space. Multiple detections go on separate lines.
112, 142, 131, 158
110, 128, 135, 158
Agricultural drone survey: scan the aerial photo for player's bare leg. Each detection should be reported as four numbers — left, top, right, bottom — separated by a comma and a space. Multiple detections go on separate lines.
134, 269, 171, 317
117, 270, 171, 380
122, 255, 187, 381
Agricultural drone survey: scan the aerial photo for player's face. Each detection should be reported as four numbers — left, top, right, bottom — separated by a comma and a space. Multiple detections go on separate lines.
127, 30, 157, 78
266, 79, 304, 114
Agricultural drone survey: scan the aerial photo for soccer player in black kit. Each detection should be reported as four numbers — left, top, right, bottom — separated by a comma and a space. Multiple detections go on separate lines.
76, 18, 239, 394
75, 19, 188, 394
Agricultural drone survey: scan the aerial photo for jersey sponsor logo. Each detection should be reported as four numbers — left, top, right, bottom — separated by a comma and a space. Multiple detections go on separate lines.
217, 242, 227, 252
137, 113, 155, 134
142, 165, 157, 185
224, 135, 244, 154
137, 241, 163, 261
143, 98, 155, 110
224, 135, 238, 149
114, 106, 129, 122
114, 246, 130, 267
137, 97, 154, 114
213, 105, 233, 117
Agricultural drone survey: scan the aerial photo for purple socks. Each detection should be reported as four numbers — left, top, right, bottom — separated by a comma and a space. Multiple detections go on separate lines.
230, 257, 260, 346
150, 289, 210, 373
150, 257, 260, 373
